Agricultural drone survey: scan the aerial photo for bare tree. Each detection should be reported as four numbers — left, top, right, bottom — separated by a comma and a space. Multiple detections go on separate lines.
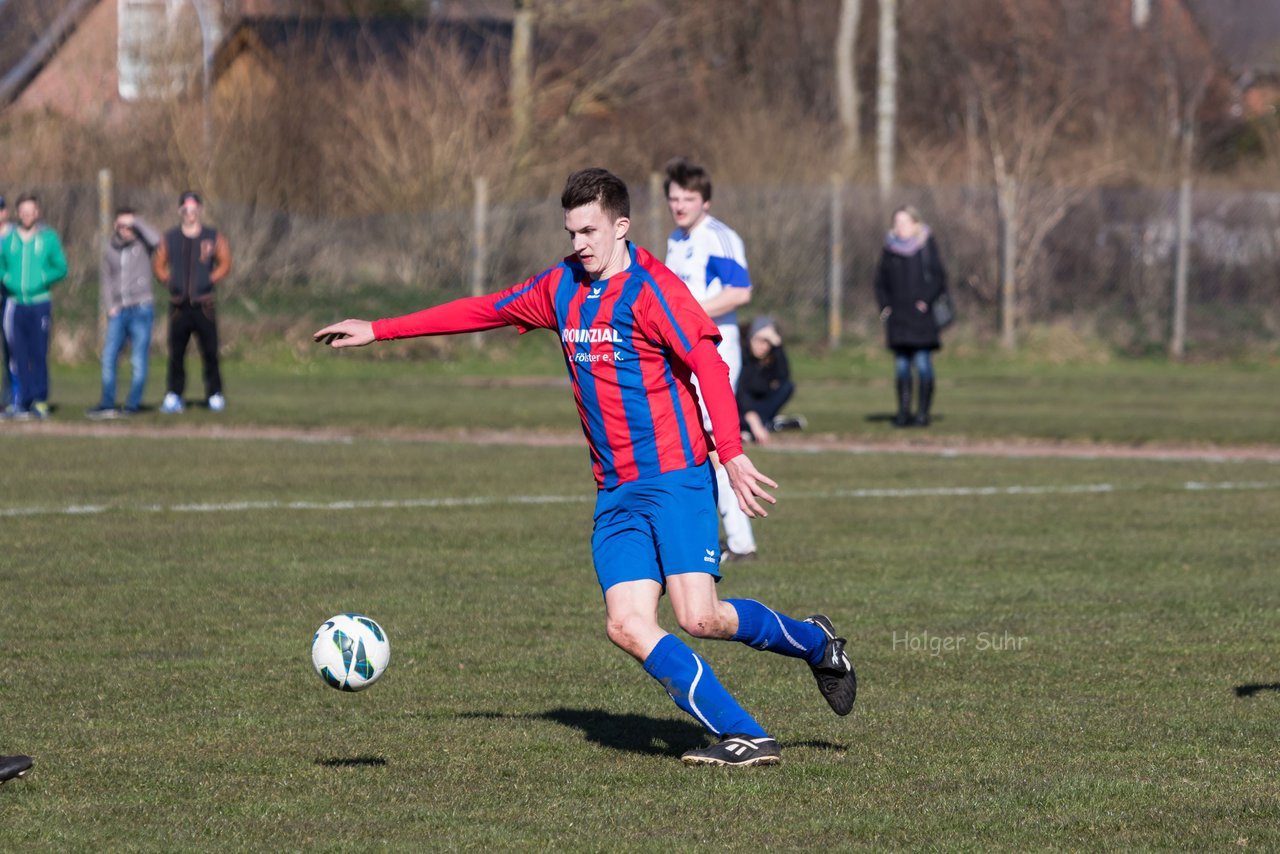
971, 68, 1113, 350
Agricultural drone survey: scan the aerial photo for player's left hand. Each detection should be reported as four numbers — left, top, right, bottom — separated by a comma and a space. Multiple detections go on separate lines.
314, 319, 375, 348
723, 454, 778, 518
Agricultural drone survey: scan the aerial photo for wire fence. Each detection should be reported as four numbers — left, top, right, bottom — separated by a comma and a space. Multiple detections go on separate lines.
21, 176, 1280, 360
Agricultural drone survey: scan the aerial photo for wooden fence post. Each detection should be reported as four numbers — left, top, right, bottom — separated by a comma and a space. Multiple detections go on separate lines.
1170, 176, 1191, 360
471, 175, 489, 348
828, 174, 844, 350
649, 171, 664, 253
98, 168, 112, 348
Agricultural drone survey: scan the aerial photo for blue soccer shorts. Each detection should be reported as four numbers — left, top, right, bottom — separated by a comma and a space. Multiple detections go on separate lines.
591, 461, 722, 594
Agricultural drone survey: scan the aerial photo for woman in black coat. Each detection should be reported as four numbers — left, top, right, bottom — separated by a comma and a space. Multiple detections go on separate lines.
874, 206, 949, 427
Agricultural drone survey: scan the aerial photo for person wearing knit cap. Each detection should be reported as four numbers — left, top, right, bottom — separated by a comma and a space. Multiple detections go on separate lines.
737, 316, 805, 445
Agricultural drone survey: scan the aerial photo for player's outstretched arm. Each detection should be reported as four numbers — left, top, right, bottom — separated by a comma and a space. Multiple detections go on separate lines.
722, 453, 778, 519
318, 295, 514, 350
314, 319, 375, 348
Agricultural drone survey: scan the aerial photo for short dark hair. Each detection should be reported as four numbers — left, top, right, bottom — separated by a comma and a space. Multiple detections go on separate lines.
115, 206, 136, 218
663, 157, 712, 201
178, 190, 202, 207
561, 168, 630, 222
15, 192, 38, 208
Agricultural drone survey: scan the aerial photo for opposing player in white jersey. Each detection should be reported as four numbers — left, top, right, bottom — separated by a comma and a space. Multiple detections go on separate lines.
663, 158, 757, 561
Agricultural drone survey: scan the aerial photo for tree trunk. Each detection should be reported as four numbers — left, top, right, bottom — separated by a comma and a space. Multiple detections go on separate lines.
1132, 0, 1151, 29
876, 0, 897, 201
836, 0, 862, 172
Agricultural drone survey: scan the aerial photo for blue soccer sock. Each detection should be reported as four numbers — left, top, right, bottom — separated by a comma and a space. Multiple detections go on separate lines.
726, 598, 828, 666
642, 634, 768, 738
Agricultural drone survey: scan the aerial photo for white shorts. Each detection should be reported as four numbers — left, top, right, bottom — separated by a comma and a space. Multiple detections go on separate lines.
695, 323, 741, 433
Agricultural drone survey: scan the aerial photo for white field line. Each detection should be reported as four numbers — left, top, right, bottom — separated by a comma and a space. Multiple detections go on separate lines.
3, 480, 1279, 519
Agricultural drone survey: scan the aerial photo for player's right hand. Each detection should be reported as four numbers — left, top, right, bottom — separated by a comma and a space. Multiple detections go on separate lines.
314, 319, 375, 348
723, 453, 778, 519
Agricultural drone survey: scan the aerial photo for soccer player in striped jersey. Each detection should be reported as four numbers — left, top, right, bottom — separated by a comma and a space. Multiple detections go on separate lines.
315, 168, 855, 767
663, 158, 758, 562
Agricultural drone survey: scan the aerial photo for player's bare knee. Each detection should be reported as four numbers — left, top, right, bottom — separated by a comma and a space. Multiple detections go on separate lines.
605, 613, 647, 653
604, 619, 629, 649
678, 609, 726, 640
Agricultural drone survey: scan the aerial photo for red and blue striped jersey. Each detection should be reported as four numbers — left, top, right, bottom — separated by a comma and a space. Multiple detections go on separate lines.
491, 243, 721, 488
371, 243, 732, 488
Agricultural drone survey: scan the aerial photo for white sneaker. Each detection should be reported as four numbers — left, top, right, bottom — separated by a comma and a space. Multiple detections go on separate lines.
207, 393, 225, 412
160, 392, 184, 414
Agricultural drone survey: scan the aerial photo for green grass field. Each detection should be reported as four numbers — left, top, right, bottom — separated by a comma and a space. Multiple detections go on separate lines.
1, 354, 1278, 850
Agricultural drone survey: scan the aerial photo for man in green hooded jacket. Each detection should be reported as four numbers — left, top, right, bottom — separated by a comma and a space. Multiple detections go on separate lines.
0, 193, 67, 418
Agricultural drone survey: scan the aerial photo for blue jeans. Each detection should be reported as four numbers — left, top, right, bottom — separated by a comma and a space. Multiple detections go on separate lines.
100, 303, 154, 410
894, 348, 934, 382
1, 293, 16, 407
5, 300, 51, 409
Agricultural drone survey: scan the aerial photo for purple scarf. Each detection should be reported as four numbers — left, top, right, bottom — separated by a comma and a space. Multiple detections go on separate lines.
885, 224, 930, 257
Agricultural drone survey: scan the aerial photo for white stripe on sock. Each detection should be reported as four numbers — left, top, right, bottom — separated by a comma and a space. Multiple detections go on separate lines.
685, 653, 718, 735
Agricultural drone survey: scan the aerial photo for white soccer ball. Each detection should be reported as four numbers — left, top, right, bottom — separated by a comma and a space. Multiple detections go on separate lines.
311, 613, 391, 692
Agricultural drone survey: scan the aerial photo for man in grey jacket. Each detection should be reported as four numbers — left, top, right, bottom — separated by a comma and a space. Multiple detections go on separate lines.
88, 208, 161, 417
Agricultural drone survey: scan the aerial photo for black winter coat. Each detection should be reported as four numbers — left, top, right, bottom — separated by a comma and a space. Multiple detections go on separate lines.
737, 343, 791, 405
874, 235, 948, 351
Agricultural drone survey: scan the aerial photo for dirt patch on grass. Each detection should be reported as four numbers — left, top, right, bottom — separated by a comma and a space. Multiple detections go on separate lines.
15, 420, 1280, 463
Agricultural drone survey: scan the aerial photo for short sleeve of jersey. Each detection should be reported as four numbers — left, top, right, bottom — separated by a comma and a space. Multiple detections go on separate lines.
491, 266, 562, 333
706, 252, 750, 289
635, 264, 721, 362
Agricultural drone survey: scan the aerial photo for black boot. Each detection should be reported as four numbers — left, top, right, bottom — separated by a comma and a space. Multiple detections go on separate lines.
892, 377, 912, 427
913, 378, 934, 427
